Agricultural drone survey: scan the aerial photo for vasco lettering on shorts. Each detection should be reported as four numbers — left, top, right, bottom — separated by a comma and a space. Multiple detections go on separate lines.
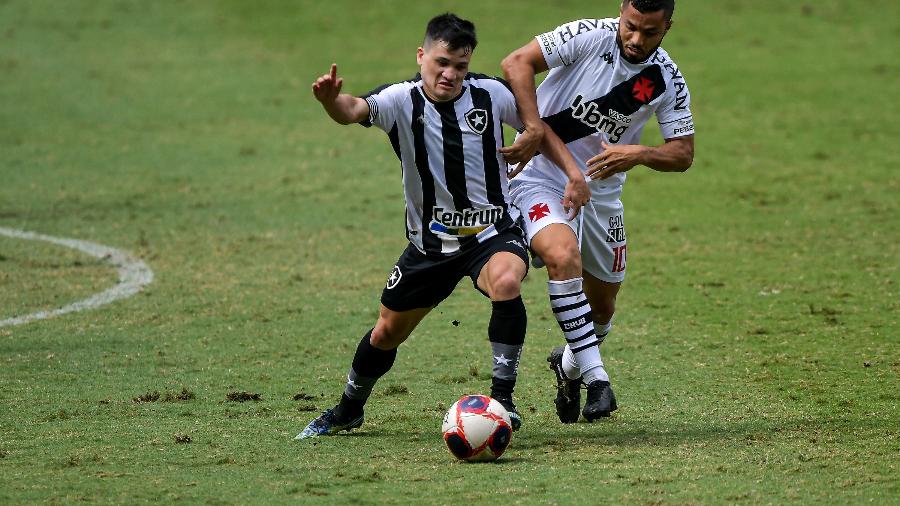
429, 206, 504, 237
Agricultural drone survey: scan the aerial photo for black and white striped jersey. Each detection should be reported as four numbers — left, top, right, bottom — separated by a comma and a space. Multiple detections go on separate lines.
361, 73, 524, 257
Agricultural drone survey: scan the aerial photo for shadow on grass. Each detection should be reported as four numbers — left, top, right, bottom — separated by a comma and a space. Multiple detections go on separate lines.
290, 414, 897, 467
508, 415, 896, 451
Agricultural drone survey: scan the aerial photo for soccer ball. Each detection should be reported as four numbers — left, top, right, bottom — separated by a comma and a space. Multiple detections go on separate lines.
441, 394, 512, 462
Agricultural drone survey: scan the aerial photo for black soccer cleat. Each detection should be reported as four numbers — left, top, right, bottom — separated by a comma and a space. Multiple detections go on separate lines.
493, 396, 523, 432
547, 346, 581, 423
582, 380, 617, 421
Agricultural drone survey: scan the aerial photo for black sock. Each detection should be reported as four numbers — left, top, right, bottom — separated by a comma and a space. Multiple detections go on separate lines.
335, 330, 397, 418
488, 297, 526, 399
491, 378, 516, 401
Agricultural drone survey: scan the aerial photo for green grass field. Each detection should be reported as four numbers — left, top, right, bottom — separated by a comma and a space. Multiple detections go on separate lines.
1, 0, 898, 503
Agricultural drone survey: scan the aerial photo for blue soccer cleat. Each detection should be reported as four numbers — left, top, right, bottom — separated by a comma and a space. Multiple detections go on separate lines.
295, 408, 364, 439
493, 396, 523, 432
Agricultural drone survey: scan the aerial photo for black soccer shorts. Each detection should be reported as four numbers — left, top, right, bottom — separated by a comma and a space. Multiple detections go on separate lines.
380, 228, 529, 312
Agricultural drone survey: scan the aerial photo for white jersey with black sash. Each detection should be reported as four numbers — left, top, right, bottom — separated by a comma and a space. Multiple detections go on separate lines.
514, 17, 695, 199
361, 74, 524, 257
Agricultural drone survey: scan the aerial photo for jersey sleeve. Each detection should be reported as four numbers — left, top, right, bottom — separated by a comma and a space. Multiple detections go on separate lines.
656, 77, 694, 139
535, 19, 611, 69
491, 78, 525, 132
359, 82, 407, 131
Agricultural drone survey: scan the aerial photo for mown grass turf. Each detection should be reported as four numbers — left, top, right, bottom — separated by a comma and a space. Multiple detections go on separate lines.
1, 0, 898, 503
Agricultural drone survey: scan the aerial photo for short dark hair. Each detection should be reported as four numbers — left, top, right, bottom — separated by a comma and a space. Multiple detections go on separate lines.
424, 13, 477, 52
623, 0, 675, 20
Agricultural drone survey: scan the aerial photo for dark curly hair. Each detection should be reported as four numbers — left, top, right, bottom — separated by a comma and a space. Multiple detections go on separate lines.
623, 0, 675, 20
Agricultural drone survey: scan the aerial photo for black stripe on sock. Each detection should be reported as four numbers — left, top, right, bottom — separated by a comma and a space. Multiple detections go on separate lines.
566, 327, 596, 345
552, 298, 589, 314
571, 340, 599, 353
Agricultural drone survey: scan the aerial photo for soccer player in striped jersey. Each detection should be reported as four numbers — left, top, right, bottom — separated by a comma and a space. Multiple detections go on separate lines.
501, 0, 695, 423
297, 13, 590, 439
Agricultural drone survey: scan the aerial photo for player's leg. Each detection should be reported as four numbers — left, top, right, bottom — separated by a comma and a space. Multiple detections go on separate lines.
337, 304, 431, 415
582, 273, 621, 340
571, 273, 621, 420
568, 197, 626, 420
471, 232, 529, 430
296, 246, 455, 439
516, 184, 607, 423
556, 273, 622, 380
295, 305, 430, 440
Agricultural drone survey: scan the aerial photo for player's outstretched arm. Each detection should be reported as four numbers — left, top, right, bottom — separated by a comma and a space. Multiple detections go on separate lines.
585, 136, 694, 180
537, 124, 590, 220
499, 40, 550, 165
312, 64, 370, 125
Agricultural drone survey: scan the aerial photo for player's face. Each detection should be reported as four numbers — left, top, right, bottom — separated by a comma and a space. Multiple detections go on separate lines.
417, 40, 471, 102
617, 3, 671, 63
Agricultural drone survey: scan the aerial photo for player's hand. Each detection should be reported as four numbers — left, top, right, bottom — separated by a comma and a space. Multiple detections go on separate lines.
312, 64, 343, 105
499, 124, 544, 165
585, 141, 648, 180
562, 176, 591, 220
506, 161, 527, 179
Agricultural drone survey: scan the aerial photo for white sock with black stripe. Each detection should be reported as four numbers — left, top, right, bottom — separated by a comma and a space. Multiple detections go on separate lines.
562, 321, 611, 382
548, 278, 609, 384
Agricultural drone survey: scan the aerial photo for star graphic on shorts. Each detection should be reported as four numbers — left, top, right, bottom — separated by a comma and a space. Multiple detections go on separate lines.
386, 265, 402, 289
347, 378, 359, 390
529, 202, 550, 222
494, 354, 512, 366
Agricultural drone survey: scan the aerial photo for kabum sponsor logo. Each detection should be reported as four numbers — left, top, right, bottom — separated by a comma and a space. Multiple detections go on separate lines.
429, 206, 503, 236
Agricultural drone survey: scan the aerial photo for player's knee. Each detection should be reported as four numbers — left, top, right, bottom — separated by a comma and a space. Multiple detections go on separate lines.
489, 271, 522, 301
541, 241, 581, 279
370, 321, 408, 349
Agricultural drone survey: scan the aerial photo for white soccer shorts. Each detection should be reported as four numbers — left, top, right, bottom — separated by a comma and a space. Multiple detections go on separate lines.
510, 182, 627, 283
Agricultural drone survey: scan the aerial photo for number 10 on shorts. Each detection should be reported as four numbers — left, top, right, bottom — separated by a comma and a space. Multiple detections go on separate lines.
611, 245, 627, 273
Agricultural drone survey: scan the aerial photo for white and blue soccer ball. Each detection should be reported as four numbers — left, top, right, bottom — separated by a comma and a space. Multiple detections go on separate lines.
441, 394, 512, 462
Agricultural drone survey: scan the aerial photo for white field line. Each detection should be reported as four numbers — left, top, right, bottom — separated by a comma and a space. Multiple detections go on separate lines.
0, 227, 154, 327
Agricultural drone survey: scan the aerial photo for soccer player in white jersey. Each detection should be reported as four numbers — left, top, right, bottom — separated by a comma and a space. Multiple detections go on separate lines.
297, 13, 590, 439
500, 0, 695, 423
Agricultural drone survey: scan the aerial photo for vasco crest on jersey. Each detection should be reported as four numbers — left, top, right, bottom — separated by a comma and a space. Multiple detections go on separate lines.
464, 108, 489, 135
